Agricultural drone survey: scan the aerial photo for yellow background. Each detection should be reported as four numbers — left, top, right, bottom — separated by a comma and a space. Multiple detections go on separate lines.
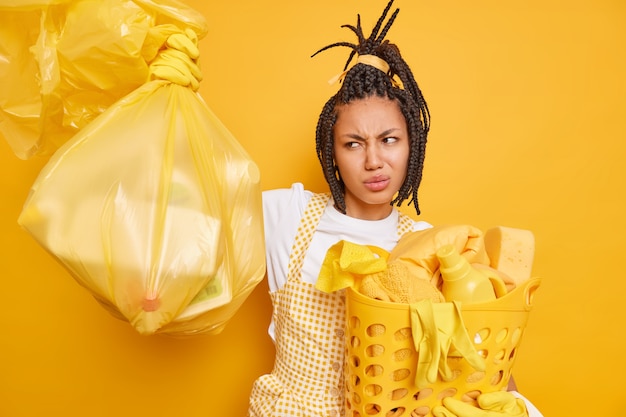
1, 0, 625, 416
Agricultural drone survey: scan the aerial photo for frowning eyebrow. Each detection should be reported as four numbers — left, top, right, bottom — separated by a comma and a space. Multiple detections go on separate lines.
342, 128, 401, 141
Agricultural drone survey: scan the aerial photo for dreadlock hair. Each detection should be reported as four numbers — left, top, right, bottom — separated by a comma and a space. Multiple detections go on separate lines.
311, 0, 430, 215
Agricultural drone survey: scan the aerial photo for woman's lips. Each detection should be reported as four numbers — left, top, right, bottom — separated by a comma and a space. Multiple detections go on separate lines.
364, 176, 390, 191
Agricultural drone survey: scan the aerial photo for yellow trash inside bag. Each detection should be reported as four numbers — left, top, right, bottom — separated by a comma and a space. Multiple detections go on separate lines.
18, 80, 266, 336
0, 0, 207, 159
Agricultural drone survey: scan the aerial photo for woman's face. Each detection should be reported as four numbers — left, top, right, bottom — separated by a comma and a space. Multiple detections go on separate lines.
332, 95, 409, 220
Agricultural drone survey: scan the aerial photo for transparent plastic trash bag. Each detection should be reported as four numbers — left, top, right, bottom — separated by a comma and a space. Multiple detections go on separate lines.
18, 80, 266, 336
0, 0, 207, 159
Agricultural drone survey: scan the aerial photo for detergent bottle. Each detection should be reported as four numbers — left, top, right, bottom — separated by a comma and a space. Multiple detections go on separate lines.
436, 244, 503, 304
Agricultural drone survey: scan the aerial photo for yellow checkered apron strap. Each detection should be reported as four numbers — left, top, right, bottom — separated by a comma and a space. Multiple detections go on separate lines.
397, 211, 415, 238
285, 193, 330, 282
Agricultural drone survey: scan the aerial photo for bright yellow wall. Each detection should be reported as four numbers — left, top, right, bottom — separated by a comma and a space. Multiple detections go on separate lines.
1, 1, 624, 416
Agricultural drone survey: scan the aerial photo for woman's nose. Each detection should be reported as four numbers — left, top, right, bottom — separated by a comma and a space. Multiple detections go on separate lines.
364, 145, 383, 170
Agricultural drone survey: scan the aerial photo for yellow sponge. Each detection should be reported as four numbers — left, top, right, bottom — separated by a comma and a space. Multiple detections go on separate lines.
483, 226, 535, 286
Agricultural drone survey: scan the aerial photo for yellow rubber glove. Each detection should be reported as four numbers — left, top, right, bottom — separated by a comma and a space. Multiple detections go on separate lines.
148, 27, 202, 90
432, 391, 528, 417
410, 299, 485, 388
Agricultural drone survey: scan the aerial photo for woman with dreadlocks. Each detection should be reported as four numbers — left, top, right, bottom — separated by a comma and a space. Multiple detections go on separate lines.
248, 1, 542, 416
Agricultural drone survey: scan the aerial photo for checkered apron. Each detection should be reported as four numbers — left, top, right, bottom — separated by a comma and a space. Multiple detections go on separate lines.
248, 193, 413, 417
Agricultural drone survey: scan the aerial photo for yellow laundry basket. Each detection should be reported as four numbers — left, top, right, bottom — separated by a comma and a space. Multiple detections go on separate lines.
344, 277, 541, 417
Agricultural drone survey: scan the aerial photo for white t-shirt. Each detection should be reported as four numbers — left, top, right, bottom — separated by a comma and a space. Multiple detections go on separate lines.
262, 183, 431, 293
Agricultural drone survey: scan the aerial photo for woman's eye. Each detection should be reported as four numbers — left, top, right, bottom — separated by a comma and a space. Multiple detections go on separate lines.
346, 142, 361, 149
383, 137, 398, 144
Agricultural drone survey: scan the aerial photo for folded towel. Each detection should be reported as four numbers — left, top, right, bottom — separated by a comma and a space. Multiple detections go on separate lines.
389, 224, 491, 290
360, 262, 445, 303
